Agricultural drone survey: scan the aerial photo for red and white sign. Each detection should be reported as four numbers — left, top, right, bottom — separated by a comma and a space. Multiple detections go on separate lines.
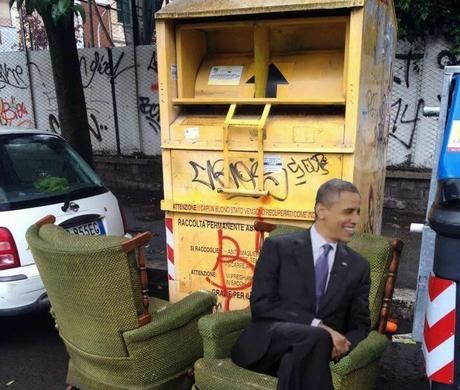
423, 274, 456, 384
165, 218, 175, 281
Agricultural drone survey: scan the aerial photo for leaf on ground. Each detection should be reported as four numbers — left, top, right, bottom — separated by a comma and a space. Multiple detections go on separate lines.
6, 379, 16, 386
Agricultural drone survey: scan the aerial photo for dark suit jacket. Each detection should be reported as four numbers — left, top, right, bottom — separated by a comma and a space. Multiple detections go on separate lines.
231, 229, 371, 368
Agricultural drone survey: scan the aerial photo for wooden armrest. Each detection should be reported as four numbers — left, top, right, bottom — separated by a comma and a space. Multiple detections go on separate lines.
121, 231, 152, 252
35, 215, 56, 228
378, 238, 404, 334
122, 231, 153, 326
254, 221, 277, 233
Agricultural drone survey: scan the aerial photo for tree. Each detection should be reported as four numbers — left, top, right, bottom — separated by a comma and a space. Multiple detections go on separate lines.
394, 0, 460, 54
20, 9, 49, 50
10, 0, 94, 167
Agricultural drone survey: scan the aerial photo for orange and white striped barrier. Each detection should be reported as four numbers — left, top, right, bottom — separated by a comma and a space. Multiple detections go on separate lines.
165, 218, 175, 281
423, 274, 456, 384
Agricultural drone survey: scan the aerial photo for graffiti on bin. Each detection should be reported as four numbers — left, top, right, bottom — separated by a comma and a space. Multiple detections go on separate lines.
206, 229, 255, 311
180, 211, 266, 311
189, 154, 329, 201
187, 231, 256, 311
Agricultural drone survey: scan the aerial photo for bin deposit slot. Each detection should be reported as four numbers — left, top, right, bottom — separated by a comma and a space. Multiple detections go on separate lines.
176, 17, 347, 102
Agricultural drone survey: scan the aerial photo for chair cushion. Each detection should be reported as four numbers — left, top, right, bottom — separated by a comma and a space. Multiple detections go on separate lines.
195, 358, 277, 390
330, 330, 390, 376
195, 331, 389, 390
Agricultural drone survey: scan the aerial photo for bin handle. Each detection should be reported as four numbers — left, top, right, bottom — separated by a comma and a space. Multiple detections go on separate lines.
217, 188, 269, 197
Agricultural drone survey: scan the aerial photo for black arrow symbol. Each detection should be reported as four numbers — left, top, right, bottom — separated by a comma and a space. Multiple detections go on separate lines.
246, 63, 288, 98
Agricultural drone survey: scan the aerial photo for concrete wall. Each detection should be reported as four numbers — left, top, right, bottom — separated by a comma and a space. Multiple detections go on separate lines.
94, 155, 163, 193
384, 169, 430, 215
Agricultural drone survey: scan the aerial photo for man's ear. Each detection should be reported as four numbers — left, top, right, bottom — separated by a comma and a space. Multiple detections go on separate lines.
316, 203, 327, 220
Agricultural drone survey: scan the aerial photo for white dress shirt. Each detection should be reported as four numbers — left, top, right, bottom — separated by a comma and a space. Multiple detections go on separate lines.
310, 223, 338, 326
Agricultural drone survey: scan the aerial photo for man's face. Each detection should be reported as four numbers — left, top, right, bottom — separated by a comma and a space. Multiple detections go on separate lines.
316, 191, 361, 243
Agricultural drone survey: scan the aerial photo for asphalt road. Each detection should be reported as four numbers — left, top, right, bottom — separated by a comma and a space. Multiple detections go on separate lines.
0, 192, 429, 389
0, 311, 429, 390
0, 308, 68, 389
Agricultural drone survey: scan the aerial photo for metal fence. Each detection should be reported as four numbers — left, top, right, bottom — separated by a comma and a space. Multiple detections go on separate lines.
0, 4, 458, 164
1, 2, 162, 157
0, 45, 160, 156
388, 37, 454, 169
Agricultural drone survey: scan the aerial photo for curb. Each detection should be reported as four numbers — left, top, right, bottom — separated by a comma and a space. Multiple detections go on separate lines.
392, 288, 416, 321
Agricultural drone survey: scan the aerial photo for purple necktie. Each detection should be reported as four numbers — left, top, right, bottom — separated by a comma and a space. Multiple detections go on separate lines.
315, 244, 332, 308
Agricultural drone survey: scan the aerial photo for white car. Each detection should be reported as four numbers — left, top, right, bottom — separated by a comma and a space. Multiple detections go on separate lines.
0, 129, 125, 315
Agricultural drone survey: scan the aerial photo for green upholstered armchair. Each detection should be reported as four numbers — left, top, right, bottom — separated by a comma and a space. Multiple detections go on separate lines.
193, 222, 403, 390
26, 216, 216, 390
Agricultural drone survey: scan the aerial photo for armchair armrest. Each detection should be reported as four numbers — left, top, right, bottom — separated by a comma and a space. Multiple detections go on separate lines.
331, 330, 390, 376
123, 291, 216, 344
198, 309, 251, 359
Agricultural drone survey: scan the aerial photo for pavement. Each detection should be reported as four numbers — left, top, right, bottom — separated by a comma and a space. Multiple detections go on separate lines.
117, 190, 430, 390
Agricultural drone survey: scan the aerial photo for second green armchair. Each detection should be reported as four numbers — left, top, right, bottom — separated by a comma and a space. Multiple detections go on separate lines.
193, 223, 402, 390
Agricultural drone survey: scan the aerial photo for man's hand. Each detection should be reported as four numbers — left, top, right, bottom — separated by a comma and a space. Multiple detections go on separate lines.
319, 323, 351, 361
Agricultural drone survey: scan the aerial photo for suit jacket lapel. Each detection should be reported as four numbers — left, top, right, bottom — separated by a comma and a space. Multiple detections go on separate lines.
293, 229, 316, 309
318, 242, 350, 314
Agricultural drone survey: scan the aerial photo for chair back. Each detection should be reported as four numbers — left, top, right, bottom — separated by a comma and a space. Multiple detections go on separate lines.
26, 222, 146, 357
255, 222, 402, 331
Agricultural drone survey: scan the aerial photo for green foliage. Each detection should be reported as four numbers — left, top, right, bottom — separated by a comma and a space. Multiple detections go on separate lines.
394, 0, 460, 54
9, 0, 85, 24
34, 176, 70, 193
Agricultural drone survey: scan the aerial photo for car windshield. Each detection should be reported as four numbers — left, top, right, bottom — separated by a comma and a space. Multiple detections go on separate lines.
0, 133, 106, 211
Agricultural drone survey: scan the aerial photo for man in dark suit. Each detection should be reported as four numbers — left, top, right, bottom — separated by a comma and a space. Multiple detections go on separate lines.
231, 179, 371, 390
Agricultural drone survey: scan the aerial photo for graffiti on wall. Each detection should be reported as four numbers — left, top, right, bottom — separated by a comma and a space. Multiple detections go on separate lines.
0, 46, 161, 155
0, 63, 28, 90
137, 47, 161, 153
0, 95, 32, 127
388, 39, 452, 168
0, 55, 34, 129
79, 50, 135, 88
139, 95, 160, 133
389, 50, 425, 153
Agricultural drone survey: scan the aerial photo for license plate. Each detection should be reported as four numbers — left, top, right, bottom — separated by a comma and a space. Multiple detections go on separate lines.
66, 220, 106, 236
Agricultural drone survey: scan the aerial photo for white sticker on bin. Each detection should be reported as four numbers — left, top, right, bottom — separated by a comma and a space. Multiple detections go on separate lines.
208, 66, 243, 86
264, 155, 283, 172
447, 120, 460, 152
185, 127, 199, 140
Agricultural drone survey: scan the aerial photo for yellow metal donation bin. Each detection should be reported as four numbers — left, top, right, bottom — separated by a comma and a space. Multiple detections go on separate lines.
155, 0, 397, 310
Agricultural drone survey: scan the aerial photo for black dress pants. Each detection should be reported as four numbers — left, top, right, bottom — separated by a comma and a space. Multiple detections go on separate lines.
248, 322, 333, 390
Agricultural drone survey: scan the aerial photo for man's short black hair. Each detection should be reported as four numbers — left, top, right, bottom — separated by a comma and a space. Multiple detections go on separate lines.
315, 179, 360, 210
